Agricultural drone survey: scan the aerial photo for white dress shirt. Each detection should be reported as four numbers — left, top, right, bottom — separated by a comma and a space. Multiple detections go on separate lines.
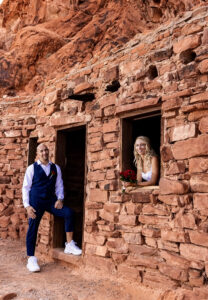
22, 160, 64, 208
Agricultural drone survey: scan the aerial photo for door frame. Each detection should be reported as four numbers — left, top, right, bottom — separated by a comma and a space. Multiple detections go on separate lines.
53, 123, 88, 250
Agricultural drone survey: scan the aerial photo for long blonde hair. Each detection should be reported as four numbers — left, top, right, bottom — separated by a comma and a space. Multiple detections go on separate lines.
134, 136, 156, 171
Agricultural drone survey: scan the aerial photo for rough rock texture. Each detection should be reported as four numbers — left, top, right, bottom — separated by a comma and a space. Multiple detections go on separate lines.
0, 0, 206, 96
1, 0, 208, 295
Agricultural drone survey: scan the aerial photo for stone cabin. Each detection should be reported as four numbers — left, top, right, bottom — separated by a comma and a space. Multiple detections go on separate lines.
1, 5, 208, 290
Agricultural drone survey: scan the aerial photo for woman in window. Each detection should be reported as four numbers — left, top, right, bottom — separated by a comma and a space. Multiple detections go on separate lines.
134, 136, 159, 186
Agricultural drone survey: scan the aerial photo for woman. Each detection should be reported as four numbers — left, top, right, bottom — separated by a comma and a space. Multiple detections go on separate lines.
134, 136, 159, 186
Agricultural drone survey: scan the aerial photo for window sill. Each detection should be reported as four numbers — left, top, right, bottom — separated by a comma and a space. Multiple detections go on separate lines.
123, 185, 159, 194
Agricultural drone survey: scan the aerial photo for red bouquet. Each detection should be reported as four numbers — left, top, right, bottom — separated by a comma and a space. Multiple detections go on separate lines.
120, 169, 137, 183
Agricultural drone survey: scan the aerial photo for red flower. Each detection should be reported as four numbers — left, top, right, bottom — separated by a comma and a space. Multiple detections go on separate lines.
120, 169, 137, 183
49, 170, 56, 178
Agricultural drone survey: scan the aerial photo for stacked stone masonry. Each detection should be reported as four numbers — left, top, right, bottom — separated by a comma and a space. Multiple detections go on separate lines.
1, 5, 208, 289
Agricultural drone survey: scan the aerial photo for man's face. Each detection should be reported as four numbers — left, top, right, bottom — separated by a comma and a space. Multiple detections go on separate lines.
37, 144, 49, 164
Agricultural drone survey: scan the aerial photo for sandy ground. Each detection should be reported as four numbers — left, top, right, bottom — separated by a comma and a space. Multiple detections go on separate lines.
0, 238, 163, 300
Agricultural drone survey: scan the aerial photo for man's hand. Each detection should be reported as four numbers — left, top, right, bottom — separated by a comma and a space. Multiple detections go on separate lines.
26, 206, 36, 219
54, 199, 63, 209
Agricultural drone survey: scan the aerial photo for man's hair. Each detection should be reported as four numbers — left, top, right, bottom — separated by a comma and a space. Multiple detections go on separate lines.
37, 143, 49, 152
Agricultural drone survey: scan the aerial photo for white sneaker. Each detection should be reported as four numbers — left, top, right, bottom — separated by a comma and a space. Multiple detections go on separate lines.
27, 256, 40, 272
64, 240, 82, 256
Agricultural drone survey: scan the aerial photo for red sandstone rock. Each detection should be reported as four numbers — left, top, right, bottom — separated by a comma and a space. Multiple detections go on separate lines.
162, 98, 183, 111
3, 0, 200, 95
173, 34, 201, 54
174, 212, 196, 229
171, 123, 196, 142
188, 109, 208, 121
142, 228, 161, 238
160, 250, 190, 269
172, 135, 208, 159
119, 215, 137, 226
131, 192, 152, 203
139, 215, 170, 227
142, 204, 169, 216
189, 157, 208, 173
103, 203, 120, 214
84, 232, 106, 246
190, 174, 208, 192
199, 116, 208, 133
193, 193, 208, 214
89, 189, 108, 203
99, 210, 115, 223
166, 161, 186, 175
180, 243, 208, 261
159, 178, 189, 195
157, 239, 179, 253
198, 59, 208, 74
158, 263, 188, 282
160, 145, 174, 162
0, 216, 10, 227
190, 91, 208, 103
189, 231, 208, 247
127, 253, 162, 269
143, 269, 178, 289
123, 233, 142, 245
85, 210, 99, 225
161, 230, 189, 243
106, 238, 128, 254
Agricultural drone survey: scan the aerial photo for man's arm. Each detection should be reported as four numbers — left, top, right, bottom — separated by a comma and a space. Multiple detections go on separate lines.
54, 165, 64, 209
22, 164, 36, 218
22, 164, 34, 208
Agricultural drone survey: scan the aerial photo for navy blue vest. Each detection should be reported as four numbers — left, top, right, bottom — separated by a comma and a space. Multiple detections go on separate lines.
29, 162, 57, 205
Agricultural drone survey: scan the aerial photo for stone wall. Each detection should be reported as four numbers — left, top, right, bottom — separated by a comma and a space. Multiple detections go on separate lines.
1, 5, 208, 289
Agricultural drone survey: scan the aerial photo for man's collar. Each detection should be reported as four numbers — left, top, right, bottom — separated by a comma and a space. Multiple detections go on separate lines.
37, 160, 52, 165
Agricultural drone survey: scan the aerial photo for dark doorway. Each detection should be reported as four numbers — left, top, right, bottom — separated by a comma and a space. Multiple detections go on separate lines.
121, 110, 161, 182
53, 126, 86, 249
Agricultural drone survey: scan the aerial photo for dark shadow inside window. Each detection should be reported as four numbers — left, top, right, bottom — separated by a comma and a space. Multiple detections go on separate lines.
28, 137, 38, 166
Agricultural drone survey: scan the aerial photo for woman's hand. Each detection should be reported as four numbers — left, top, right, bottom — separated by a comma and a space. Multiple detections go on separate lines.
122, 181, 136, 188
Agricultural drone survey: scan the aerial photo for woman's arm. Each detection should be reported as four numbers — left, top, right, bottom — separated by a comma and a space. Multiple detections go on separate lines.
137, 170, 142, 183
137, 156, 159, 186
136, 160, 142, 183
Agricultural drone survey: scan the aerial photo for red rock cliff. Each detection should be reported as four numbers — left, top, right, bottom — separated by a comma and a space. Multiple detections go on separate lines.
0, 0, 205, 96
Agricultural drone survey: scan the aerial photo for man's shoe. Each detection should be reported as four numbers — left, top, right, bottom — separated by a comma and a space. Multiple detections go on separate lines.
27, 256, 40, 272
64, 240, 82, 255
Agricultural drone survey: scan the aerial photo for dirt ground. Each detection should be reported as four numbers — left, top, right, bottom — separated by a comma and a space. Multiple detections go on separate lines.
0, 238, 164, 300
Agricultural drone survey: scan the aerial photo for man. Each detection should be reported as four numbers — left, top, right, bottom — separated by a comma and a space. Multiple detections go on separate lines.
22, 143, 82, 272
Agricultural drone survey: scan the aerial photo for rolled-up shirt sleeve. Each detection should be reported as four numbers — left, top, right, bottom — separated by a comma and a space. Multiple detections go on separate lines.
22, 164, 34, 208
55, 165, 64, 201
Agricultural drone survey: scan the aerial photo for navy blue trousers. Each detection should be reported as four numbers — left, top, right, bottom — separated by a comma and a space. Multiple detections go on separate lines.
26, 201, 74, 256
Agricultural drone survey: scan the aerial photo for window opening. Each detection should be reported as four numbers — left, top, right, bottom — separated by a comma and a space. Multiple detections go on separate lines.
121, 110, 161, 185
105, 80, 120, 92
68, 93, 95, 101
28, 137, 38, 166
147, 65, 158, 80
179, 49, 196, 64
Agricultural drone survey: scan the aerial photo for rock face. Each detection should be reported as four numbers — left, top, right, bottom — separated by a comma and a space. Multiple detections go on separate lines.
0, 0, 206, 95
1, 0, 208, 293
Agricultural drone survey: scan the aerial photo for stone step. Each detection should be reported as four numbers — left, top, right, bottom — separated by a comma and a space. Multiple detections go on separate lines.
52, 248, 83, 267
